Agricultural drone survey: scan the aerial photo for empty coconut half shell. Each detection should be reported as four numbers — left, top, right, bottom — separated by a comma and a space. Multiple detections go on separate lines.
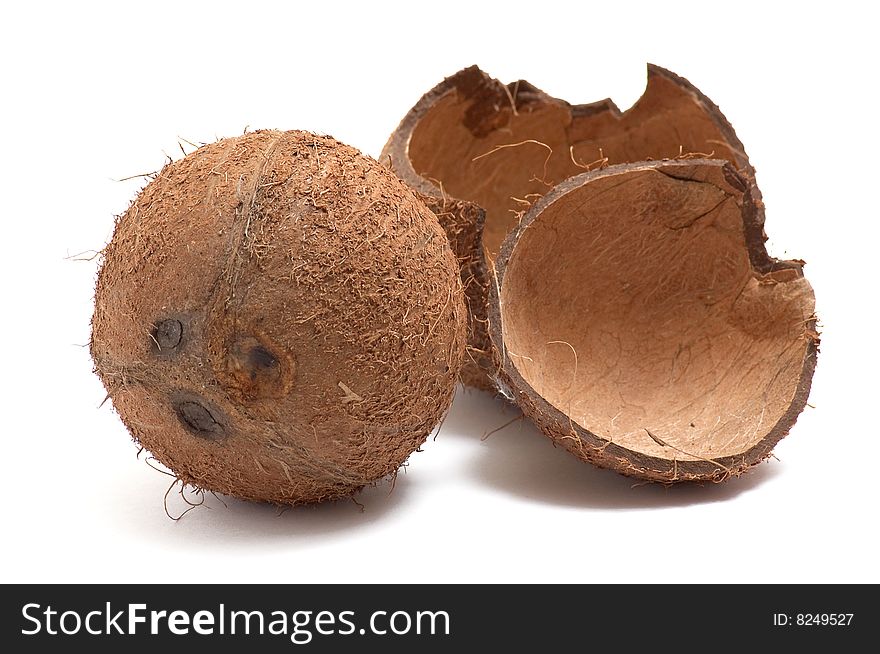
489, 159, 818, 482
384, 64, 754, 389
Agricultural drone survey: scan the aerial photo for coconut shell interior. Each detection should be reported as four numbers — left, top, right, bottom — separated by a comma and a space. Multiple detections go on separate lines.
491, 160, 818, 481
404, 65, 749, 264
384, 65, 752, 390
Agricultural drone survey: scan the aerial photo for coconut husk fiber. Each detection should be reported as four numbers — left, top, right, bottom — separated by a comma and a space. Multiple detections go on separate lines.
91, 130, 466, 504
383, 64, 755, 390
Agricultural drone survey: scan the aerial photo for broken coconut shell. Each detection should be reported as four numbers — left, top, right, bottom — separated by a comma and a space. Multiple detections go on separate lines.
489, 159, 818, 482
91, 130, 466, 504
383, 64, 754, 390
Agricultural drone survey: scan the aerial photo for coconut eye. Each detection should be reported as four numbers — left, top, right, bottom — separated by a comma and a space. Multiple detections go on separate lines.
173, 399, 225, 438
248, 345, 278, 371
152, 318, 183, 351
217, 336, 291, 401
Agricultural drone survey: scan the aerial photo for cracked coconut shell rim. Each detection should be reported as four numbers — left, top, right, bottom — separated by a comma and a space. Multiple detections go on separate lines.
488, 159, 818, 482
383, 64, 755, 390
91, 130, 466, 504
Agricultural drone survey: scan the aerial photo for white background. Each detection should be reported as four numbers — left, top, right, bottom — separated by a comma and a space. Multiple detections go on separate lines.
2, 0, 878, 584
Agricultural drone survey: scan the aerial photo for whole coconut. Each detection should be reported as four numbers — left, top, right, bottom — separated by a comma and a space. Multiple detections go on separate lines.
91, 130, 466, 504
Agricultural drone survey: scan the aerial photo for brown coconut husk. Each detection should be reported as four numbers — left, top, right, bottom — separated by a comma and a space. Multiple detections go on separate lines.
489, 159, 818, 482
383, 64, 755, 390
91, 130, 466, 504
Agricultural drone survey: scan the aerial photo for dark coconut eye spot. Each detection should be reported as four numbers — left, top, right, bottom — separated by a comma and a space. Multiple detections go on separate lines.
174, 400, 224, 438
220, 336, 290, 399
153, 319, 183, 351
248, 345, 279, 370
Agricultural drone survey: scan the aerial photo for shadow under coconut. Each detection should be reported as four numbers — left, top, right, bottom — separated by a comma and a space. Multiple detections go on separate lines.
105, 384, 487, 545
106, 462, 415, 547
467, 399, 782, 510
438, 384, 516, 440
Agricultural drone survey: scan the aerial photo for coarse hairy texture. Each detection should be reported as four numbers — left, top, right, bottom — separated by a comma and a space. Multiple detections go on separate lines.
383, 64, 753, 390
489, 159, 818, 482
411, 192, 491, 389
91, 130, 466, 505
